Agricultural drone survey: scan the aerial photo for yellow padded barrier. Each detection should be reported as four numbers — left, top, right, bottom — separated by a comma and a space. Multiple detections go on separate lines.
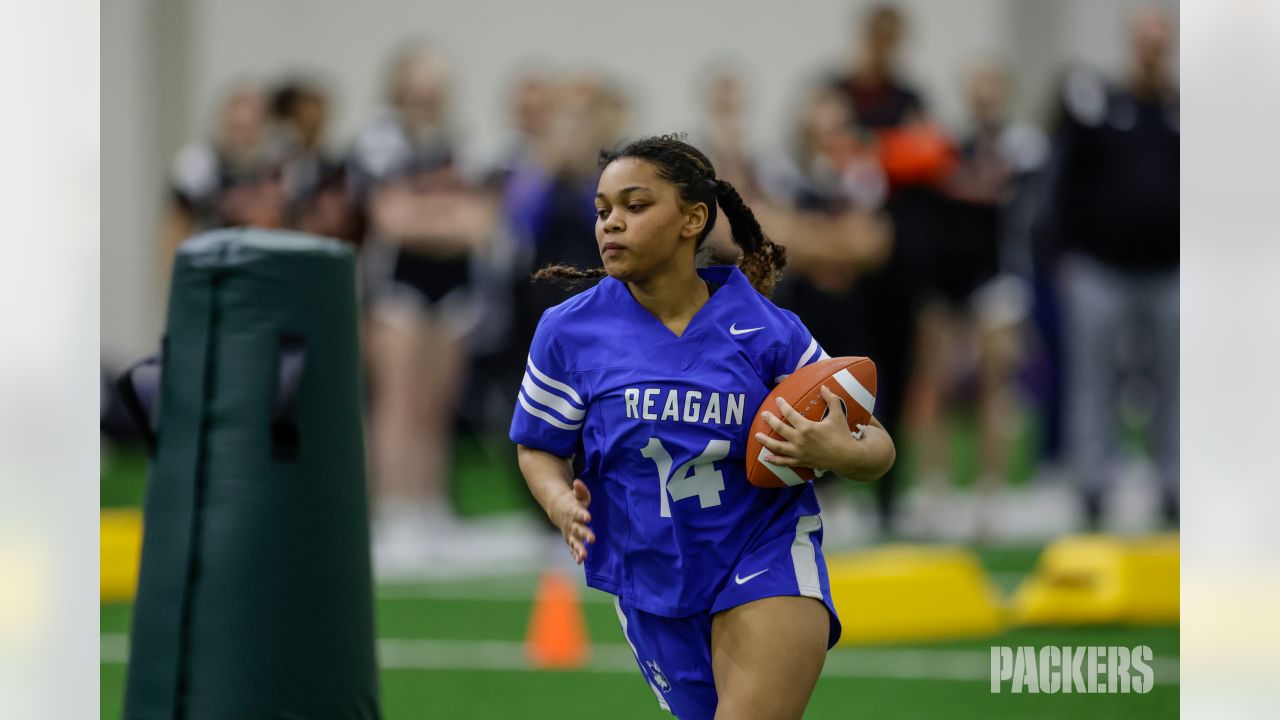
1011, 533, 1179, 626
827, 545, 1005, 645
101, 509, 143, 602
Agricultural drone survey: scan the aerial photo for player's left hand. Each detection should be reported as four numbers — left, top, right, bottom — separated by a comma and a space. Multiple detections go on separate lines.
754, 385, 868, 473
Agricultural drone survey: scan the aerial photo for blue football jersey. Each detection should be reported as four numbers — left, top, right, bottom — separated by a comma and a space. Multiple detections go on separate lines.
509, 265, 833, 616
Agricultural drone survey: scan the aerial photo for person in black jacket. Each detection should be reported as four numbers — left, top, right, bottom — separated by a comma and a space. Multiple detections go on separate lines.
1046, 6, 1179, 529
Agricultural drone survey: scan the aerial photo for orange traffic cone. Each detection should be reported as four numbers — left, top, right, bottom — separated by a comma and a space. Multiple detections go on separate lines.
525, 567, 590, 669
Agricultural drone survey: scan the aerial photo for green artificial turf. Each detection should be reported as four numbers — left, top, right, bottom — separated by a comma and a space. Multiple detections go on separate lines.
100, 418, 1177, 719
101, 561, 1179, 720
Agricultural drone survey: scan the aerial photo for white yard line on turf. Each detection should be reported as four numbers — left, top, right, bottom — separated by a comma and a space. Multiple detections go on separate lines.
99, 634, 1179, 685
376, 584, 614, 604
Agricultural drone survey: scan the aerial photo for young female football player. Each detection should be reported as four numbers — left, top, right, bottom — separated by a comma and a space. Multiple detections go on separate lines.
510, 135, 895, 719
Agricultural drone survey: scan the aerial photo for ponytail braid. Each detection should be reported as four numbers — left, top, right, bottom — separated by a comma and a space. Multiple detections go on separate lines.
531, 262, 607, 289
713, 178, 788, 297
532, 133, 787, 296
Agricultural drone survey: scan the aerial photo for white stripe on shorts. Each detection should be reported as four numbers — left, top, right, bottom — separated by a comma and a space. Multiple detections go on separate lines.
613, 597, 672, 713
791, 515, 823, 599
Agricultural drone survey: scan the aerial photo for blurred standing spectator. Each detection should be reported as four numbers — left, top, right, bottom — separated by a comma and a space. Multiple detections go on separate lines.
697, 76, 893, 550
499, 74, 630, 507
762, 84, 891, 301
699, 71, 891, 279
489, 68, 565, 342
161, 82, 287, 282
912, 60, 1046, 539
744, 79, 892, 544
831, 4, 923, 129
694, 66, 766, 265
465, 70, 561, 454
348, 44, 501, 570
490, 71, 558, 233
508, 74, 629, 345
827, 3, 952, 534
697, 68, 757, 196
270, 77, 358, 242
1045, 6, 1179, 528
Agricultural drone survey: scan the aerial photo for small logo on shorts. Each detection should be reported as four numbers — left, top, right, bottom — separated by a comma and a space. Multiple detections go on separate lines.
734, 568, 769, 585
645, 659, 672, 693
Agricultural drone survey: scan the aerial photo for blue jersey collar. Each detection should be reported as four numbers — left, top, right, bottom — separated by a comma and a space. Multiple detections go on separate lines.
605, 265, 747, 341
696, 264, 748, 289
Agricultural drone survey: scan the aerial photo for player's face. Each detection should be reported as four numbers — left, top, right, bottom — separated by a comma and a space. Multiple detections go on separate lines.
595, 158, 703, 282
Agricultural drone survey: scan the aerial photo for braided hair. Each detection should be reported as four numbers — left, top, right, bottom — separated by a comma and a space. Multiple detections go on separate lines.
533, 133, 788, 296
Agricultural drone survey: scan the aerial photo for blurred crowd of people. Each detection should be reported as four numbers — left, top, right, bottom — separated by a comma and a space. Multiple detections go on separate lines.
127, 3, 1178, 569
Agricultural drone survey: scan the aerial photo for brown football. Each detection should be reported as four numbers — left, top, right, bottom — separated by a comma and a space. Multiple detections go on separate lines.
745, 356, 877, 488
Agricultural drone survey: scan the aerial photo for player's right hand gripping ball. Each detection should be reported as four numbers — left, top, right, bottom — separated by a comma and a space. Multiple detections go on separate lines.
745, 356, 877, 488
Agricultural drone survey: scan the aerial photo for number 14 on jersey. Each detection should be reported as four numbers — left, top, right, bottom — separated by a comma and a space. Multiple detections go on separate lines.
640, 437, 730, 517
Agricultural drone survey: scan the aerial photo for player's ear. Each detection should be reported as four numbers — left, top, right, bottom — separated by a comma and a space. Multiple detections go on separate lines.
681, 201, 709, 239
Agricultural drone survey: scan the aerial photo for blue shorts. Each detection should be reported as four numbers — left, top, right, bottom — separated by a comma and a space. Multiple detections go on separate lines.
611, 514, 841, 720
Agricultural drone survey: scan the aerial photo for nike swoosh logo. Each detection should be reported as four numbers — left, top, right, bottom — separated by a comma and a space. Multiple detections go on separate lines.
734, 569, 770, 585
729, 323, 764, 336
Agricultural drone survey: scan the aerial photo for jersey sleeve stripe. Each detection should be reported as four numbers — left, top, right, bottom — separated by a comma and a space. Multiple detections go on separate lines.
517, 392, 584, 431
526, 355, 584, 405
794, 338, 820, 372
774, 342, 831, 386
521, 372, 586, 421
